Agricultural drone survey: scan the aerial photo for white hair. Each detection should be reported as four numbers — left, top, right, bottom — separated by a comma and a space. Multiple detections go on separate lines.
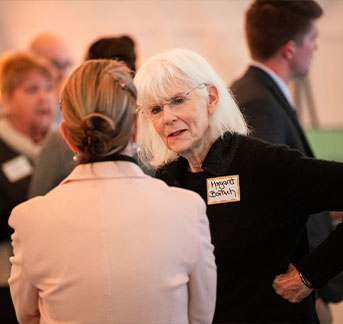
134, 48, 248, 169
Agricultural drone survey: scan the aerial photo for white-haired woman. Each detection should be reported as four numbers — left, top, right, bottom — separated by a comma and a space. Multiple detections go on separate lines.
8, 59, 216, 324
134, 48, 343, 324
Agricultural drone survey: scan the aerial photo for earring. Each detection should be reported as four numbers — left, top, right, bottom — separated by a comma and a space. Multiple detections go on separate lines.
132, 142, 141, 153
73, 151, 80, 162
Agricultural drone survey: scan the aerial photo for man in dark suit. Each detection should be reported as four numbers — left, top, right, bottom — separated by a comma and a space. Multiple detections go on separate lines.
231, 0, 343, 321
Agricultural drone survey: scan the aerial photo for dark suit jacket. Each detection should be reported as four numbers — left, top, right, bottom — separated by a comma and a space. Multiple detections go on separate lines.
231, 65, 343, 301
231, 66, 313, 155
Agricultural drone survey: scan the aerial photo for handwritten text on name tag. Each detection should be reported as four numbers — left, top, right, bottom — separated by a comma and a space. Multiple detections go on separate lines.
206, 175, 240, 205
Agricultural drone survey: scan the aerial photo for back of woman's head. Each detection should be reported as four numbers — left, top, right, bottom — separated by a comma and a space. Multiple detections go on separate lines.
0, 51, 56, 97
134, 48, 247, 168
86, 35, 136, 72
61, 59, 137, 163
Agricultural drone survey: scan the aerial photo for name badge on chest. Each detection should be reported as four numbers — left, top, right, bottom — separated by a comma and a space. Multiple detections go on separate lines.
1, 155, 33, 183
206, 175, 240, 205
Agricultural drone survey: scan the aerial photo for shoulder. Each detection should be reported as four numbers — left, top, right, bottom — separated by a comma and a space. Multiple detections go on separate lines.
155, 157, 188, 186
231, 134, 304, 170
9, 196, 45, 230
231, 68, 280, 110
0, 137, 17, 163
41, 130, 71, 155
152, 176, 205, 209
231, 67, 271, 95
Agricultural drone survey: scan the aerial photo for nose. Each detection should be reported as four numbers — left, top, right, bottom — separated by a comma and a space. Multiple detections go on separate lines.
162, 104, 177, 124
38, 88, 55, 105
38, 89, 50, 101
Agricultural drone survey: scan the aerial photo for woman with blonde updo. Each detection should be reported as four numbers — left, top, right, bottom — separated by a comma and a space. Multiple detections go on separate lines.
8, 59, 216, 324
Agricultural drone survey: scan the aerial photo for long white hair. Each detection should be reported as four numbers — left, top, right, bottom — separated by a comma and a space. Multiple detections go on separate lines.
134, 48, 247, 169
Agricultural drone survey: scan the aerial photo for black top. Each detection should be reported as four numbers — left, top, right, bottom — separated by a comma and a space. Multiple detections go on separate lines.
0, 138, 32, 241
231, 65, 343, 303
156, 132, 343, 323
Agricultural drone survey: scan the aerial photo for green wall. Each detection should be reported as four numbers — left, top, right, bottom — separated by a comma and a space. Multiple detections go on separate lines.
305, 128, 343, 162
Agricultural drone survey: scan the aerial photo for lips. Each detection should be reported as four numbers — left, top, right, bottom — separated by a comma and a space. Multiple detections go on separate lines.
36, 107, 52, 115
168, 129, 186, 137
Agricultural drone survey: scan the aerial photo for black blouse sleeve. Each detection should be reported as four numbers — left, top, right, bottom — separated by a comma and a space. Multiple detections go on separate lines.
296, 220, 343, 288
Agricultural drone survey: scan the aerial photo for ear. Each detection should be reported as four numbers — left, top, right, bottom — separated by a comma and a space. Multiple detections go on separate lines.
207, 84, 219, 115
130, 110, 140, 143
59, 121, 78, 152
282, 40, 297, 60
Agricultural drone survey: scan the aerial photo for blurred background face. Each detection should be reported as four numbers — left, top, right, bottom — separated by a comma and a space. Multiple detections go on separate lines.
5, 70, 57, 132
290, 22, 318, 79
29, 33, 72, 89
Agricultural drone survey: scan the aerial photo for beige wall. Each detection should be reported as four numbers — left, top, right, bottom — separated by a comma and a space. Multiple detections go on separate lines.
0, 0, 342, 128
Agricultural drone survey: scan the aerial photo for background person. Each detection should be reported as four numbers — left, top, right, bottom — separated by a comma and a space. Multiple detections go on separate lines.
29, 32, 73, 124
230, 1, 343, 319
0, 51, 57, 323
134, 48, 343, 324
29, 33, 72, 96
9, 59, 216, 324
27, 35, 140, 198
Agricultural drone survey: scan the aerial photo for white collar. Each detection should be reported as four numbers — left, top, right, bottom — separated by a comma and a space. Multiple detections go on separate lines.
0, 117, 44, 162
251, 61, 295, 109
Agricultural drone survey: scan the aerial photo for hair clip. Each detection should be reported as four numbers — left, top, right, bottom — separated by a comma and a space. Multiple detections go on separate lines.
119, 80, 128, 90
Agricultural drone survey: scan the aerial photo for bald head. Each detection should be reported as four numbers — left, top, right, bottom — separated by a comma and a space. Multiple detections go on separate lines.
29, 33, 72, 84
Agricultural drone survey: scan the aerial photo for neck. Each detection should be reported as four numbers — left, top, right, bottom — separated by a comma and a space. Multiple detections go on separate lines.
121, 142, 136, 158
256, 58, 292, 85
8, 117, 47, 143
184, 138, 213, 173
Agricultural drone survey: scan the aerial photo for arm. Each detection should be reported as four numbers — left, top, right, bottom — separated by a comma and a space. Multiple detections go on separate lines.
273, 264, 313, 303
188, 201, 217, 324
8, 208, 40, 324
273, 222, 343, 302
297, 221, 343, 288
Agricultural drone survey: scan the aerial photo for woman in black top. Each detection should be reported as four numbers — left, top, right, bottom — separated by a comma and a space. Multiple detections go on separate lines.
134, 48, 343, 323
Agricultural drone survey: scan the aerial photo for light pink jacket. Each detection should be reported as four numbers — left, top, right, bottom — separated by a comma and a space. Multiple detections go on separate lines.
9, 161, 216, 324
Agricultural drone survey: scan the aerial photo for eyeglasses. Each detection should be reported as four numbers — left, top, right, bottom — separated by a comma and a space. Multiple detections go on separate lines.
141, 83, 207, 120
52, 59, 72, 70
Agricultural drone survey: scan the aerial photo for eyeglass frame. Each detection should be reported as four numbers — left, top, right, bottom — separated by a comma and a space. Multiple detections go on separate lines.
139, 82, 208, 120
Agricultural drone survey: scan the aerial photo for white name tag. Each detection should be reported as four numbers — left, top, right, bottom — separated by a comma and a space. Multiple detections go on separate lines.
207, 175, 240, 205
1, 155, 33, 183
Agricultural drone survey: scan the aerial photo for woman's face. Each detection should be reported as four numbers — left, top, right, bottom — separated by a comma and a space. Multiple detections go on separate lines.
5, 70, 57, 132
146, 82, 218, 161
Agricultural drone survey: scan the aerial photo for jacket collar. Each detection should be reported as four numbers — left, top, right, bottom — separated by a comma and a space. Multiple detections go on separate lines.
246, 66, 314, 157
60, 160, 148, 185
247, 66, 296, 116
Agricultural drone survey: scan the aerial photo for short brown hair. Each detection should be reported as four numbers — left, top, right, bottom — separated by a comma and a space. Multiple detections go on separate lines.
61, 59, 137, 163
0, 51, 57, 97
245, 0, 323, 60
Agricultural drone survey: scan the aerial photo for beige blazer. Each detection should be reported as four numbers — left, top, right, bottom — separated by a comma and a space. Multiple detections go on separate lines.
9, 161, 216, 324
